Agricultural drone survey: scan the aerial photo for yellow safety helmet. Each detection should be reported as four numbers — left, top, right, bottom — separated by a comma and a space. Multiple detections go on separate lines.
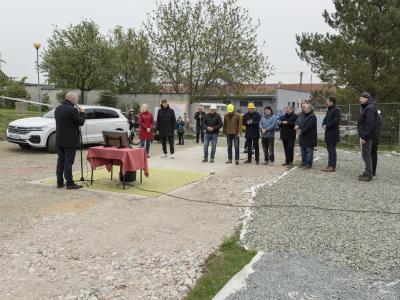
248, 102, 255, 109
227, 104, 235, 113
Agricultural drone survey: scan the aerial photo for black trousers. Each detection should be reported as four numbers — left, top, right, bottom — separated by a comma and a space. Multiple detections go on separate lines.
282, 138, 295, 163
56, 146, 77, 186
371, 143, 378, 176
178, 132, 185, 145
161, 135, 174, 154
246, 138, 259, 162
196, 127, 204, 143
261, 137, 275, 162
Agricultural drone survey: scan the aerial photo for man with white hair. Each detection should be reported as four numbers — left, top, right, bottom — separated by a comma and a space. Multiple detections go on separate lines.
298, 103, 317, 169
202, 104, 223, 163
54, 92, 86, 189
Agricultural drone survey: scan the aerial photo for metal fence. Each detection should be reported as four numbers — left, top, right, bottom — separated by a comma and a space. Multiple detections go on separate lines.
315, 103, 400, 149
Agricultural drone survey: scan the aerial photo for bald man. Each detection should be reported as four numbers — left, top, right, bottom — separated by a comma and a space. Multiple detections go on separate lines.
54, 92, 86, 189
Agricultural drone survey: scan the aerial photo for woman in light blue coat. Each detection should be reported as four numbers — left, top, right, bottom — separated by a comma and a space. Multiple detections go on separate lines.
259, 106, 277, 165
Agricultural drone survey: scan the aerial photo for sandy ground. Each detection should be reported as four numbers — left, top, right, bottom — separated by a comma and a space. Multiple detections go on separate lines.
0, 138, 287, 300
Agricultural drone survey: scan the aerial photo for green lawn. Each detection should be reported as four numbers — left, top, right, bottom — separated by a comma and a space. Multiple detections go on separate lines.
185, 229, 256, 300
0, 108, 41, 138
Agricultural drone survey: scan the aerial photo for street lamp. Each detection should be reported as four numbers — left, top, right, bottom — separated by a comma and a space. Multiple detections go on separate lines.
33, 42, 41, 112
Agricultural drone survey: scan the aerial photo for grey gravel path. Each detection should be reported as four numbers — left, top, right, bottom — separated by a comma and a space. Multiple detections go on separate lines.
230, 149, 400, 299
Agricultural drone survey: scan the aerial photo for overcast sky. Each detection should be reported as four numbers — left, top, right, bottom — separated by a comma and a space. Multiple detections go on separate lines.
0, 0, 334, 84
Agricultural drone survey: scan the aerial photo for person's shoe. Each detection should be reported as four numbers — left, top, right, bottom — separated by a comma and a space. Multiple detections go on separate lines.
322, 167, 335, 172
147, 155, 150, 159
161, 153, 167, 158
359, 175, 372, 182
302, 165, 312, 170
57, 183, 65, 188
255, 161, 260, 165
66, 184, 83, 190
202, 159, 208, 163
282, 162, 289, 166
225, 160, 232, 164
358, 172, 367, 178
263, 161, 269, 165
210, 158, 214, 163
286, 163, 294, 168
235, 160, 239, 165
170, 154, 175, 159
244, 160, 251, 164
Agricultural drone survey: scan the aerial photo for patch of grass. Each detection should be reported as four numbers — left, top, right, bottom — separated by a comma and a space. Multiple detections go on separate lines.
185, 229, 256, 300
0, 108, 41, 138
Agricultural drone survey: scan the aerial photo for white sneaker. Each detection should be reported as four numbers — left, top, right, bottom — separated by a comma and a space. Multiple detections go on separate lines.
170, 154, 175, 159
161, 153, 167, 158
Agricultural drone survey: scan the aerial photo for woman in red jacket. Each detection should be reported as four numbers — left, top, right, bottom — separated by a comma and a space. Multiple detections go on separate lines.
139, 104, 154, 158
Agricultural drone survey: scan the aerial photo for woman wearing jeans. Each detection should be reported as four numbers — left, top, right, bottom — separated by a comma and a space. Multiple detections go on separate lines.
139, 104, 154, 158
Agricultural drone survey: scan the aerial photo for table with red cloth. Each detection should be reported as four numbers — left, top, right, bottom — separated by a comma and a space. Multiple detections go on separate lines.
87, 146, 149, 188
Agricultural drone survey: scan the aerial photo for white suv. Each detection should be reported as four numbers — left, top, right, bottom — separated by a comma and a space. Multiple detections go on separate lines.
7, 105, 130, 153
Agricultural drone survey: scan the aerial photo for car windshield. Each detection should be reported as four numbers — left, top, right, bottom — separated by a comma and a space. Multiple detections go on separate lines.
42, 109, 55, 118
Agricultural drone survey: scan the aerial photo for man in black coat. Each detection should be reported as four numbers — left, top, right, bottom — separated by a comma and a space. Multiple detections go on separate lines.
242, 103, 261, 164
194, 107, 206, 143
279, 106, 297, 166
54, 92, 86, 189
322, 96, 341, 172
202, 104, 223, 163
157, 99, 177, 159
357, 92, 379, 181
298, 103, 317, 169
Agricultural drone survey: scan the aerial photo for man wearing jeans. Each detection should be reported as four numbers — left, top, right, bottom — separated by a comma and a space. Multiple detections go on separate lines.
298, 103, 317, 169
202, 104, 223, 163
243, 103, 262, 164
260, 106, 277, 165
322, 96, 341, 172
357, 92, 379, 182
223, 104, 242, 165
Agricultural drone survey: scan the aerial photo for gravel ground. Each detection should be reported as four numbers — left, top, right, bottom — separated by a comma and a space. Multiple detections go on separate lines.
231, 149, 400, 299
0, 139, 286, 299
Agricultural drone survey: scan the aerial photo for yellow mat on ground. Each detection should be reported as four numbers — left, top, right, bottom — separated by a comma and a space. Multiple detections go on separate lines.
44, 167, 209, 197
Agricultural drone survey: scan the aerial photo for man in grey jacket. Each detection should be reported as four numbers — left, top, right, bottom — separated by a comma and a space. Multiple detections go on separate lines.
259, 106, 278, 165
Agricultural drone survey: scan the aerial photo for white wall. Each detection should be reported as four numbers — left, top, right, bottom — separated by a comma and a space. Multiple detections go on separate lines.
276, 88, 311, 115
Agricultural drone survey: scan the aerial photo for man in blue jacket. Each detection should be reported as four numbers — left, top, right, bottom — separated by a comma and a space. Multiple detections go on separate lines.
298, 103, 317, 169
322, 96, 341, 172
259, 106, 277, 165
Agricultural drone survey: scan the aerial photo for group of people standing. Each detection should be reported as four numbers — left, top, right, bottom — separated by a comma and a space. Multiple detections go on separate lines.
131, 94, 382, 183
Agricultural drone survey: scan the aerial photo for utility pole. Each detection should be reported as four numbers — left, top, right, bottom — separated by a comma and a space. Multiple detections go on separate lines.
33, 42, 42, 112
300, 71, 303, 87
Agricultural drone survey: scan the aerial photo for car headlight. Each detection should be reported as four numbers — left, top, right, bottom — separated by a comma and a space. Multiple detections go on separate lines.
32, 126, 48, 131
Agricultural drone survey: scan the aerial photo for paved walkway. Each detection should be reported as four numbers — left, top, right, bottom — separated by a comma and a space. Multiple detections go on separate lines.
0, 139, 286, 300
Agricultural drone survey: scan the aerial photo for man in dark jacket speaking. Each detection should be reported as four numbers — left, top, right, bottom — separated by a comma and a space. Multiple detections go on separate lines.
357, 92, 379, 182
55, 92, 86, 189
322, 96, 341, 172
279, 106, 297, 167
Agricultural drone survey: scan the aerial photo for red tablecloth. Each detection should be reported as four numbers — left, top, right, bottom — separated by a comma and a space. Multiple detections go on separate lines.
87, 146, 149, 177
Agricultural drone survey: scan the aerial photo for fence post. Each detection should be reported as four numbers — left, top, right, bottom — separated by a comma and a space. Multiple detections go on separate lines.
348, 104, 351, 147
398, 109, 400, 151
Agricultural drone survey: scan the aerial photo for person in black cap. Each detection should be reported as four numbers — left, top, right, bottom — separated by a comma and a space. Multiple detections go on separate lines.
322, 96, 341, 172
357, 92, 379, 181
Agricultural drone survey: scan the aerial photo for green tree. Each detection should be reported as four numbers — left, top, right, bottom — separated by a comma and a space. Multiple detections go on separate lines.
145, 0, 270, 98
110, 27, 157, 93
296, 0, 400, 103
1, 77, 30, 108
41, 20, 116, 104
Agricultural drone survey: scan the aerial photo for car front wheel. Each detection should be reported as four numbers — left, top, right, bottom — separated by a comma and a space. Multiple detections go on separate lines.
47, 133, 57, 153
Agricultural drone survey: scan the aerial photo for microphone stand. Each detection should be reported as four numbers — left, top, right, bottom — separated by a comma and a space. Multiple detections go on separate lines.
75, 104, 89, 186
